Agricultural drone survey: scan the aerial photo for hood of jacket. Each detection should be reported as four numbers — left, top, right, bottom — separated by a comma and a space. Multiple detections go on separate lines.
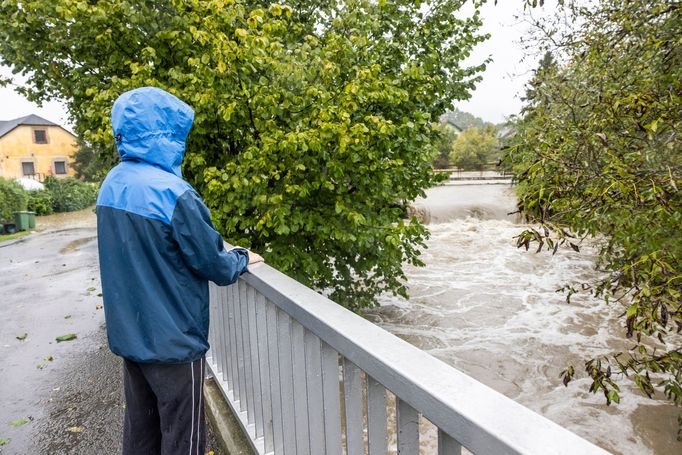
111, 87, 194, 177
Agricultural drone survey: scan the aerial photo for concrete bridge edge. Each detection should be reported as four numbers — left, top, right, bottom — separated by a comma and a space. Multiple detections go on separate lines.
204, 377, 256, 455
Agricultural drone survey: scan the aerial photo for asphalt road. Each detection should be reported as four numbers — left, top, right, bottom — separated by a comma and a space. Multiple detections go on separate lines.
0, 226, 222, 454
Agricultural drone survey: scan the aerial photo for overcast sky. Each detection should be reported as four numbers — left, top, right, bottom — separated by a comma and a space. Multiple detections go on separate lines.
0, 2, 548, 127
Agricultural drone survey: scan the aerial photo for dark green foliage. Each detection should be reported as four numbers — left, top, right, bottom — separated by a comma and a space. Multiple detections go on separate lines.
26, 190, 54, 215
71, 140, 116, 182
0, 0, 487, 310
43, 177, 98, 213
507, 0, 682, 421
432, 123, 458, 169
0, 177, 28, 222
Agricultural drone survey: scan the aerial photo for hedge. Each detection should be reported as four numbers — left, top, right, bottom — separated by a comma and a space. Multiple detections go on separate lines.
43, 177, 98, 213
0, 177, 98, 221
0, 177, 28, 222
27, 189, 54, 215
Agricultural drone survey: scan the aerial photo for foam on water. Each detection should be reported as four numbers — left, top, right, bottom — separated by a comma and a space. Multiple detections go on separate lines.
368, 187, 680, 454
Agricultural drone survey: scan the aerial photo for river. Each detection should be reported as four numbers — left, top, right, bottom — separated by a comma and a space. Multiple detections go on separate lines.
366, 184, 680, 455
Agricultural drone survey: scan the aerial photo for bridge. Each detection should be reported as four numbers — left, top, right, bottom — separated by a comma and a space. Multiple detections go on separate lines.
434, 169, 512, 186
205, 253, 610, 455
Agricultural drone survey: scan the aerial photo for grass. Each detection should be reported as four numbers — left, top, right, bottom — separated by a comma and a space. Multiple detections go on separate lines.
0, 231, 30, 243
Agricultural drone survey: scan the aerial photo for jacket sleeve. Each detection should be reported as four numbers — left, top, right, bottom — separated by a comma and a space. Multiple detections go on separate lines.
170, 190, 249, 286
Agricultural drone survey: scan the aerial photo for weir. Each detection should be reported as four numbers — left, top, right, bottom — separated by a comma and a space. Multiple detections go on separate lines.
206, 253, 611, 455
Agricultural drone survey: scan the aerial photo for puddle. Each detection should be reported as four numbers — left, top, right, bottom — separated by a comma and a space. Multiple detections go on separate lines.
60, 236, 97, 254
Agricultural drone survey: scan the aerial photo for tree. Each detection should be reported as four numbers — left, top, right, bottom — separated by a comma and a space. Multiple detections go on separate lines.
450, 126, 498, 170
431, 123, 458, 169
506, 0, 682, 425
0, 0, 486, 310
71, 140, 118, 182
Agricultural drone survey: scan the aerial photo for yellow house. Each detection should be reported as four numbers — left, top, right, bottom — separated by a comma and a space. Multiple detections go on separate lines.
0, 114, 77, 180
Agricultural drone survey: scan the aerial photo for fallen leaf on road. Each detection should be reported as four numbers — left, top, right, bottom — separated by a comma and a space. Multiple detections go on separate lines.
66, 426, 84, 433
95, 304, 103, 310
64, 315, 71, 319
0, 438, 10, 446
86, 287, 96, 292
97, 293, 102, 297
55, 334, 77, 342
9, 419, 28, 427
52, 387, 60, 392
16, 333, 27, 341
44, 355, 54, 361
36, 364, 46, 370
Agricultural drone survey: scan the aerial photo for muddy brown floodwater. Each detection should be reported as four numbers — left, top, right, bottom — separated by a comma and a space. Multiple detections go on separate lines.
366, 184, 680, 454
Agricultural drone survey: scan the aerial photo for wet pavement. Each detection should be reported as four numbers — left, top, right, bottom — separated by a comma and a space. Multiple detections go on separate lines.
0, 213, 223, 454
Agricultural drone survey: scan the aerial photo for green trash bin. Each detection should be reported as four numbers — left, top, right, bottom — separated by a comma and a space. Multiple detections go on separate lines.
13, 211, 35, 231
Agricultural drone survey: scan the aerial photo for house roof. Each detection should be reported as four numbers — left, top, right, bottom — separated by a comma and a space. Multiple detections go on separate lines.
0, 114, 60, 139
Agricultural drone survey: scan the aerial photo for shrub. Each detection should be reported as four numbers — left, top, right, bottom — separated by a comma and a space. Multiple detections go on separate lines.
26, 189, 54, 215
43, 176, 98, 213
0, 177, 28, 222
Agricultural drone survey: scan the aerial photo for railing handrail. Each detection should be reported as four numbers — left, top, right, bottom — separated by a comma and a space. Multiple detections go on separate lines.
239, 261, 610, 455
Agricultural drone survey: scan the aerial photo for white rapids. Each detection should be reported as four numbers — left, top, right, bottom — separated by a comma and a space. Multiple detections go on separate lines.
367, 184, 680, 455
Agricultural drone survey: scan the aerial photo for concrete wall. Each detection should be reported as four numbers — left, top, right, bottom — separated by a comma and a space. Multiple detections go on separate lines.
0, 125, 77, 179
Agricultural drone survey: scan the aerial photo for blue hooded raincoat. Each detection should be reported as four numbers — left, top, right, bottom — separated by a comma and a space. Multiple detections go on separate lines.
97, 87, 249, 363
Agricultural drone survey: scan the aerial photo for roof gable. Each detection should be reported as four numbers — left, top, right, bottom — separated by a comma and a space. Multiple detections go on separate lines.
0, 114, 63, 139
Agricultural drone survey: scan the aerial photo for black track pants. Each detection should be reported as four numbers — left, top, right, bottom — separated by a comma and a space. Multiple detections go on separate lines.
122, 357, 206, 455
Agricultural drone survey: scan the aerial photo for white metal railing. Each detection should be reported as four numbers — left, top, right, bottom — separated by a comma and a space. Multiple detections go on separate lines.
206, 260, 611, 455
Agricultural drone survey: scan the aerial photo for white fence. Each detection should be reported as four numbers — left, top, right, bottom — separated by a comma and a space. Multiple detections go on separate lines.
206, 261, 611, 455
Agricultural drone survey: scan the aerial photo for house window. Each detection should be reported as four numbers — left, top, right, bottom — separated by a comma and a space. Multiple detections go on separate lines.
22, 161, 35, 176
33, 129, 48, 144
54, 160, 67, 175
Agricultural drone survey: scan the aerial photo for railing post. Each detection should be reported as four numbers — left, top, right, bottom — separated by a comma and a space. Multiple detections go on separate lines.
255, 293, 274, 452
246, 285, 264, 437
227, 283, 241, 402
320, 342, 342, 455
291, 321, 311, 454
238, 281, 256, 423
438, 429, 462, 455
343, 358, 364, 455
304, 330, 325, 454
397, 399, 419, 455
366, 376, 388, 455
277, 310, 297, 454
266, 302, 285, 454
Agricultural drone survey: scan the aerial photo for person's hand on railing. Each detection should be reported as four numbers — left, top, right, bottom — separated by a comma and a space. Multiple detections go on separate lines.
247, 250, 264, 265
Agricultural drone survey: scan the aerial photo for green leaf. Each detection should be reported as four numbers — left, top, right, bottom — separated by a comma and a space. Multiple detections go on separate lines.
55, 334, 77, 343
8, 419, 28, 428
606, 389, 620, 405
15, 333, 27, 341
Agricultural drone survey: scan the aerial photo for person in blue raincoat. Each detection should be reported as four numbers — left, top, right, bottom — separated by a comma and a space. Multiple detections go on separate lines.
97, 86, 262, 455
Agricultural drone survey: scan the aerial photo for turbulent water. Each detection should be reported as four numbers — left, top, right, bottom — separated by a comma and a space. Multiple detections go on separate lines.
367, 184, 680, 455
